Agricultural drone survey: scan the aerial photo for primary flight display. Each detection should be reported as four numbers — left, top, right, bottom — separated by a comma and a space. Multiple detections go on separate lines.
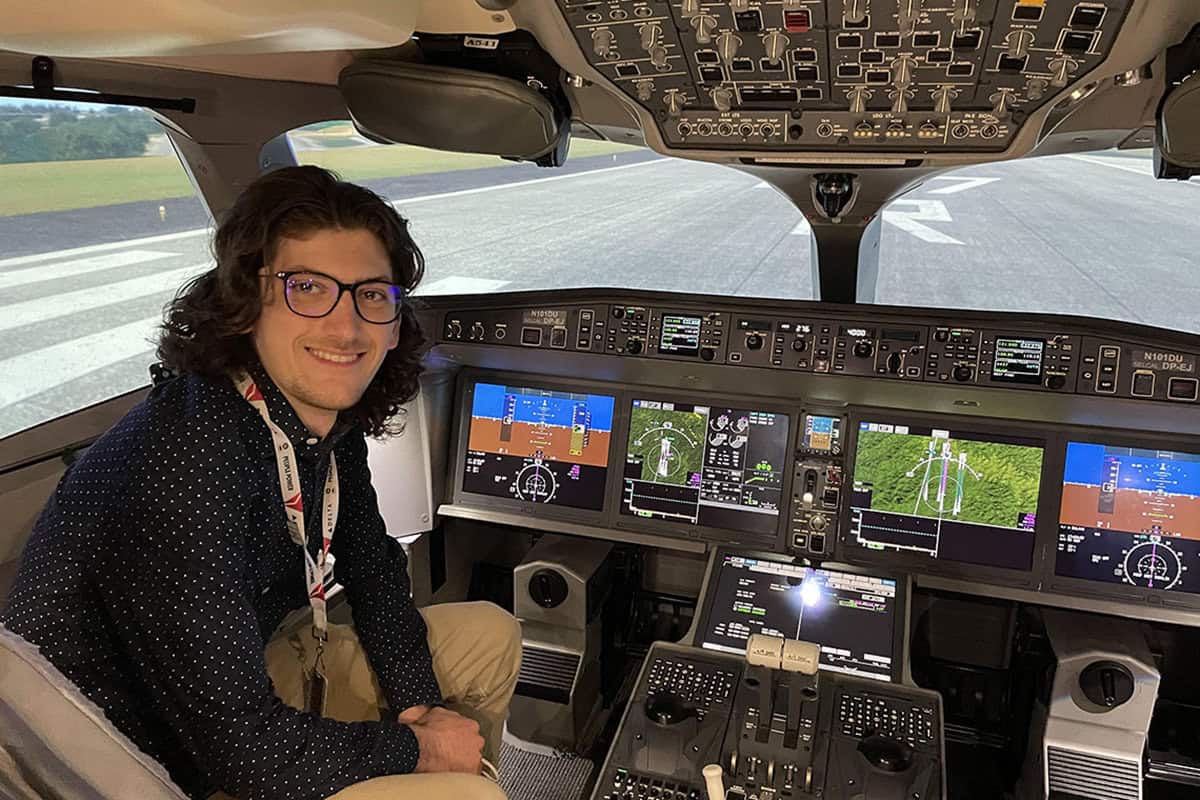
462, 382, 615, 510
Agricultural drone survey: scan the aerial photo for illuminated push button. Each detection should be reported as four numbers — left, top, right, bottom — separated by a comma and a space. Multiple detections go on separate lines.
1132, 371, 1156, 397
1169, 377, 1199, 401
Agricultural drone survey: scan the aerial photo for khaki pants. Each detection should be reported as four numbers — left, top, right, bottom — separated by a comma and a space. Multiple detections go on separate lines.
214, 602, 521, 800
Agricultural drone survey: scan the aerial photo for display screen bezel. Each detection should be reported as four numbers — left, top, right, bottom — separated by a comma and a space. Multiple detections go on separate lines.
838, 408, 1053, 586
693, 547, 909, 683
611, 391, 798, 550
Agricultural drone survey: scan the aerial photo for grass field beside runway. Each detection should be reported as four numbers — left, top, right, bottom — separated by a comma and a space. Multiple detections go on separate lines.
0, 138, 641, 216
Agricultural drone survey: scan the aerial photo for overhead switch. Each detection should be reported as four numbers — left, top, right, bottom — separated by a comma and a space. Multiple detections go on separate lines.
717, 31, 742, 65
1049, 56, 1078, 87
844, 0, 868, 26
950, 0, 976, 28
892, 55, 917, 90
1005, 29, 1035, 60
692, 14, 719, 44
932, 85, 957, 115
665, 89, 686, 117
897, 0, 921, 37
711, 86, 735, 112
640, 23, 662, 52
681, 0, 701, 18
848, 86, 871, 115
591, 29, 615, 58
990, 89, 1015, 118
763, 31, 791, 64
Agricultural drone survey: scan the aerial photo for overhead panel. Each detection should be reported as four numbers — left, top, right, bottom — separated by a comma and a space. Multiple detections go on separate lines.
556, 0, 1131, 152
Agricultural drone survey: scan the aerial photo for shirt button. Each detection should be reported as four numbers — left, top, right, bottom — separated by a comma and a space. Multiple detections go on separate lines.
306, 437, 319, 445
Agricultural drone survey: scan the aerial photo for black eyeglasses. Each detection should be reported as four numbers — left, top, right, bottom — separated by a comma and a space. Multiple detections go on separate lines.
272, 270, 406, 324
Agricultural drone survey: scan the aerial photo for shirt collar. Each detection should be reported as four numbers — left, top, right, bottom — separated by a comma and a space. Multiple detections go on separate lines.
241, 362, 353, 461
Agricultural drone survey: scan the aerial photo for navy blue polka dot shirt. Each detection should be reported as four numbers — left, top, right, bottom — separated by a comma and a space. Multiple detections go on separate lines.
1, 365, 442, 800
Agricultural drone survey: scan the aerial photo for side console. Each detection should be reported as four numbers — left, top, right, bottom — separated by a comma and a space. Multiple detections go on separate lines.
594, 641, 944, 800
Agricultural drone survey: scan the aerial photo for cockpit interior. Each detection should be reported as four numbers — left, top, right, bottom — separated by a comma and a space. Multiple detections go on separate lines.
3, 1, 1200, 799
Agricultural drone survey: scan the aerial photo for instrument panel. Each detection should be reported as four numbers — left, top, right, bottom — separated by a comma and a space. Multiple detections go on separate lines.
433, 292, 1200, 620
554, 0, 1132, 153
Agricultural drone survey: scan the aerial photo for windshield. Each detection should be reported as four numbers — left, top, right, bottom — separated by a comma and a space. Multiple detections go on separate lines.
3, 111, 1196, 443
875, 148, 1200, 335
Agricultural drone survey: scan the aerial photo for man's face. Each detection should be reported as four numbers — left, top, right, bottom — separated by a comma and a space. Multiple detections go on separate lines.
252, 227, 400, 436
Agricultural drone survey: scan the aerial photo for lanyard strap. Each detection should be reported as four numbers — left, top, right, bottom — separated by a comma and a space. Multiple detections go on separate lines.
233, 373, 339, 640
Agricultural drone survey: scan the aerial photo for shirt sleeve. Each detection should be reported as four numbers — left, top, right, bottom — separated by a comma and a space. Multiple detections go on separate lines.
331, 433, 443, 714
95, 427, 422, 800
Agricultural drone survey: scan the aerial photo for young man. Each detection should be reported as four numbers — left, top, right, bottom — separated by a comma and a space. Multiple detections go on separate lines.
1, 166, 518, 800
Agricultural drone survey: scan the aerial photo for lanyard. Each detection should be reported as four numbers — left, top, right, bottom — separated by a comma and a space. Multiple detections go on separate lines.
233, 373, 339, 642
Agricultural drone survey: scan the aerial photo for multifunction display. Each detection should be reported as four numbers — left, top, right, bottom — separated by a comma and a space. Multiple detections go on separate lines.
849, 421, 1044, 570
621, 399, 789, 539
659, 313, 702, 358
803, 414, 843, 454
700, 554, 899, 682
992, 337, 1046, 384
1056, 442, 1200, 593
463, 382, 614, 510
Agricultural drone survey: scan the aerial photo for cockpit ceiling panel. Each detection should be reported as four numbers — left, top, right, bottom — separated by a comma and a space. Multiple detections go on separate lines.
557, 0, 1131, 153
0, 0, 425, 57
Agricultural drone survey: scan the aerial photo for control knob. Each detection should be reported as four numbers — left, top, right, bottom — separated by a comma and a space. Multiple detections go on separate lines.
701, 347, 716, 362
853, 340, 874, 359
648, 45, 669, 69
932, 85, 958, 115
692, 14, 719, 45
791, 337, 808, 353
890, 91, 910, 115
1049, 56, 1078, 88
892, 55, 917, 91
640, 22, 662, 52
1005, 29, 1035, 60
952, 364, 974, 382
951, 0, 976, 28
809, 513, 828, 532
746, 333, 765, 350
591, 29, 615, 59
763, 31, 790, 65
664, 89, 686, 117
887, 352, 903, 374
717, 31, 742, 65
446, 320, 463, 339
848, 86, 872, 115
637, 82, 654, 102
711, 86, 735, 113
625, 339, 644, 355
989, 89, 1016, 119
681, 0, 701, 17
1026, 78, 1049, 101
844, 0, 868, 26
469, 321, 485, 341
897, 0, 921, 38
730, 0, 751, 12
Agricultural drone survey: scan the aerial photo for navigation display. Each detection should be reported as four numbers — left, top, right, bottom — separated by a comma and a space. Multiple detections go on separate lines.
992, 337, 1046, 384
659, 313, 702, 357
700, 554, 900, 682
462, 382, 614, 510
621, 399, 789, 538
849, 421, 1044, 570
1056, 442, 1200, 593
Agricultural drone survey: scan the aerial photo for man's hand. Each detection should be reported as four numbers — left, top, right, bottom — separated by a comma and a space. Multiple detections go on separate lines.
408, 706, 484, 774
396, 705, 430, 725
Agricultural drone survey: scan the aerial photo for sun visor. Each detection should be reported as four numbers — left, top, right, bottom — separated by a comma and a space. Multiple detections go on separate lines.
338, 59, 562, 160
1159, 73, 1200, 168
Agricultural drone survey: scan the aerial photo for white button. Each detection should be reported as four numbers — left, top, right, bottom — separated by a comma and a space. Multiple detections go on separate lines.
306, 437, 319, 445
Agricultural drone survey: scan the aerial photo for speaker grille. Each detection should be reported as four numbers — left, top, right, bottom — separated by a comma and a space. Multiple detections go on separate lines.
1047, 745, 1141, 800
515, 645, 580, 704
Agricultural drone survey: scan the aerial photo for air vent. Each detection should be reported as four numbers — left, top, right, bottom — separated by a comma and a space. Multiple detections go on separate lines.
516, 645, 580, 704
1047, 746, 1141, 800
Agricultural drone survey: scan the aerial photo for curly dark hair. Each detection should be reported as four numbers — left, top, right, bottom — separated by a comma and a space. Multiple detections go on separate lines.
157, 165, 425, 438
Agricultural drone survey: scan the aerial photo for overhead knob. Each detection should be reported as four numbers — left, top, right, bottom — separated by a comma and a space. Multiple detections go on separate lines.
763, 31, 791, 65
637, 82, 654, 102
1026, 78, 1049, 101
1049, 56, 1078, 87
730, 0, 750, 11
648, 44, 669, 68
950, 0, 976, 28
665, 89, 686, 117
640, 22, 662, 52
848, 86, 872, 115
711, 86, 735, 112
932, 85, 957, 115
681, 0, 702, 18
990, 89, 1015, 118
692, 14, 719, 44
891, 91, 910, 115
892, 55, 917, 90
844, 0, 868, 26
1005, 29, 1035, 60
717, 31, 742, 65
591, 29, 615, 58
897, 0, 921, 38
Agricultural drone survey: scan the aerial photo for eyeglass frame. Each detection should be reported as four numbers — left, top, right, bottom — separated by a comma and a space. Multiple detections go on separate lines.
269, 269, 407, 324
